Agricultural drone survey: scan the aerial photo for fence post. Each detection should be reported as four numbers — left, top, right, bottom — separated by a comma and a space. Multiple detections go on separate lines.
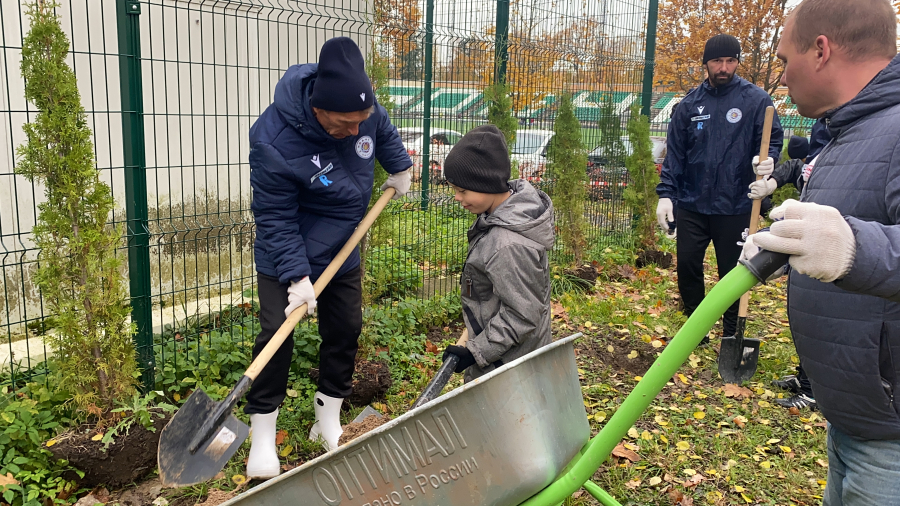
640, 0, 659, 118
116, 0, 154, 391
419, 0, 435, 211
494, 0, 510, 84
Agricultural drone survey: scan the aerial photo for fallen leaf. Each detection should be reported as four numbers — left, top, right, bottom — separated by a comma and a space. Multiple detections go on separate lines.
758, 400, 771, 408
651, 340, 663, 348
232, 475, 247, 485
766, 438, 782, 445
625, 478, 642, 489
173, 393, 181, 402
279, 445, 293, 457
46, 439, 57, 447
676, 441, 690, 451
649, 476, 663, 486
612, 443, 641, 462
723, 384, 754, 398
627, 427, 640, 439
677, 373, 690, 385
607, 345, 615, 353
91, 433, 103, 441
693, 411, 705, 420
275, 430, 288, 446
627, 350, 639, 359
684, 473, 704, 488
0, 472, 18, 488
424, 341, 439, 354
789, 406, 801, 416
733, 415, 748, 428
683, 468, 696, 476
816, 458, 829, 468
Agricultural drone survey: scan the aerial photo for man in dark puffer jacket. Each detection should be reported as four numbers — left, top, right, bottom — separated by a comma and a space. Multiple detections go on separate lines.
743, 0, 900, 504
245, 37, 412, 480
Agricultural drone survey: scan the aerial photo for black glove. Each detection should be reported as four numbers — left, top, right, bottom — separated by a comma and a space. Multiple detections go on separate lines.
442, 345, 476, 373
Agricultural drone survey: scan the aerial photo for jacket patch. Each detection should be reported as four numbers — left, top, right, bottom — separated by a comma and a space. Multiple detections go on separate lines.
726, 108, 743, 123
310, 162, 334, 184
691, 114, 710, 122
355, 136, 374, 159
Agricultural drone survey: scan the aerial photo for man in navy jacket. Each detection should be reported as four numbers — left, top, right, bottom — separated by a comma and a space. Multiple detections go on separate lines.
656, 34, 783, 343
245, 37, 412, 479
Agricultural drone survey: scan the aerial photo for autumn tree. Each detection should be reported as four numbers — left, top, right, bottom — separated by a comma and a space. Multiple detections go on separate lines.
373, 0, 422, 80
655, 0, 787, 94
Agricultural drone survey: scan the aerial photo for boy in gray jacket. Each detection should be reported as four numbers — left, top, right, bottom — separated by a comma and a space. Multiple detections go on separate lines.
440, 125, 555, 381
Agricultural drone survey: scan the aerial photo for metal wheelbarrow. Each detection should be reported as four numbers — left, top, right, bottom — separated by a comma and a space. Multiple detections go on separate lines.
222, 251, 787, 506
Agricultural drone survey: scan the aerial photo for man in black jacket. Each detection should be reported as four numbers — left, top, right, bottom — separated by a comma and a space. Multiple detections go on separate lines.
656, 34, 783, 343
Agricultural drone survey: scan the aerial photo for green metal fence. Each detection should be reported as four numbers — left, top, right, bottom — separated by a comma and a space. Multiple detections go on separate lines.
1, 0, 656, 390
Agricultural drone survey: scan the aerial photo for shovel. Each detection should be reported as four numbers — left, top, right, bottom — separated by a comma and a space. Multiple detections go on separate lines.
409, 329, 470, 409
718, 106, 774, 384
348, 330, 470, 425
158, 188, 396, 488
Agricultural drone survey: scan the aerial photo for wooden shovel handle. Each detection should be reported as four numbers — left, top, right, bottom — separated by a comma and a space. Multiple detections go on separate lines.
738, 106, 775, 318
456, 329, 469, 346
245, 188, 396, 380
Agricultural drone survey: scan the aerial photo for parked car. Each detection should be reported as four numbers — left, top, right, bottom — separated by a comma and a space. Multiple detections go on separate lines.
586, 136, 667, 199
510, 129, 555, 180
398, 127, 463, 181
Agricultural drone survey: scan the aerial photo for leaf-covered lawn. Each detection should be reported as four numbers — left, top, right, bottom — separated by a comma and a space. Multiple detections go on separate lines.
170, 251, 827, 506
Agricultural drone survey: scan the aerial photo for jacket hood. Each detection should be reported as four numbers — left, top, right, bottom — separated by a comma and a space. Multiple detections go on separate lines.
828, 55, 900, 135
471, 179, 554, 250
272, 64, 338, 145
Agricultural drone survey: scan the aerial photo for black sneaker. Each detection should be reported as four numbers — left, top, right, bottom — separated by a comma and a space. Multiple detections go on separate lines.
775, 393, 816, 410
772, 375, 803, 394
699, 333, 711, 346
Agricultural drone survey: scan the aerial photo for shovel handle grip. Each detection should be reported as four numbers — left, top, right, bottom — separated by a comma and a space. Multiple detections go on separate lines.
245, 188, 396, 381
739, 106, 775, 318
410, 330, 469, 409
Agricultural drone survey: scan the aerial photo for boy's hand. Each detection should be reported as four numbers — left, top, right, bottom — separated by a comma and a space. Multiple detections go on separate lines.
748, 176, 777, 199
442, 345, 476, 373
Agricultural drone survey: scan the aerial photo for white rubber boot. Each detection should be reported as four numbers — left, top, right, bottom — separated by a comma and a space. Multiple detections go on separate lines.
309, 392, 344, 451
246, 409, 281, 480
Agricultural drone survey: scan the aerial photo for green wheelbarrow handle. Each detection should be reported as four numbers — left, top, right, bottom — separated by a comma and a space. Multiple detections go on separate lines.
520, 250, 788, 506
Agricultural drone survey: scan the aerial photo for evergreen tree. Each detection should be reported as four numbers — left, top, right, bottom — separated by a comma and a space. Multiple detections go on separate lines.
16, 1, 136, 411
484, 82, 519, 179
546, 93, 588, 265
623, 105, 661, 250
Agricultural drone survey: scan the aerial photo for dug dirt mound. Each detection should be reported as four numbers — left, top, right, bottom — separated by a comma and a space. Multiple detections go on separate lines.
48, 413, 171, 488
338, 414, 393, 446
310, 359, 392, 408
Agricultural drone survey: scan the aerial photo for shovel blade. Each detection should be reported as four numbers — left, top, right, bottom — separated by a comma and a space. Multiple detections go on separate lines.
352, 405, 384, 424
158, 389, 249, 488
718, 337, 761, 384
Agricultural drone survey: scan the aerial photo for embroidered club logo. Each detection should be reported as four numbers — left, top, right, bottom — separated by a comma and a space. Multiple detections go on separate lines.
360, 92, 366, 102
311, 154, 321, 169
355, 135, 374, 159
726, 108, 743, 123
697, 106, 705, 114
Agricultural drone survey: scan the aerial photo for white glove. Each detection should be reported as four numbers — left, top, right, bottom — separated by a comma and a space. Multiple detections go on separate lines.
656, 198, 675, 233
753, 199, 856, 283
752, 156, 775, 176
285, 277, 316, 318
738, 234, 785, 281
380, 169, 412, 200
748, 176, 777, 200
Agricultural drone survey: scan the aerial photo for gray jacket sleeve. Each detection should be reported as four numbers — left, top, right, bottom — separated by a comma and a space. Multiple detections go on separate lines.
466, 244, 547, 367
835, 142, 900, 302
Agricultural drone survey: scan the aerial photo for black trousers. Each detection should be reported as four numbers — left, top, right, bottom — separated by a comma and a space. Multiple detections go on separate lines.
676, 208, 749, 337
244, 268, 363, 414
